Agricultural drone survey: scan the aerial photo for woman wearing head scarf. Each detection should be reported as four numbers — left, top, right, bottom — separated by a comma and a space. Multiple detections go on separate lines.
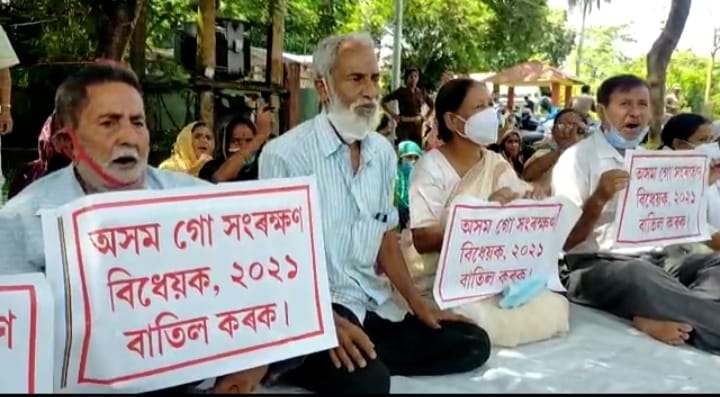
198, 109, 272, 183
7, 113, 72, 199
487, 129, 535, 176
395, 140, 423, 229
158, 121, 215, 177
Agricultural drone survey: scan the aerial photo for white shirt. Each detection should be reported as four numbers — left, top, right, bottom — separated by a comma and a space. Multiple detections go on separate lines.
408, 149, 461, 228
552, 131, 637, 254
0, 25, 18, 70
0, 25, 18, 186
553, 132, 716, 255
409, 149, 526, 229
706, 183, 720, 230
259, 113, 405, 323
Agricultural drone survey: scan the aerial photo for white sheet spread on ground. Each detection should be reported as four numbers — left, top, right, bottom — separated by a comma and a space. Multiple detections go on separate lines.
263, 304, 720, 394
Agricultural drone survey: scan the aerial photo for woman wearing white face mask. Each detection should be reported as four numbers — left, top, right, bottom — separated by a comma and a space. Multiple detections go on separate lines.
661, 113, 720, 233
396, 79, 567, 348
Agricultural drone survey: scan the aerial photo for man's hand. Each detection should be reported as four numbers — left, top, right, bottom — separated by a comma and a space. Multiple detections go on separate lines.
0, 110, 12, 135
411, 299, 473, 330
214, 365, 268, 394
329, 312, 377, 372
488, 187, 520, 205
198, 153, 213, 163
593, 169, 630, 203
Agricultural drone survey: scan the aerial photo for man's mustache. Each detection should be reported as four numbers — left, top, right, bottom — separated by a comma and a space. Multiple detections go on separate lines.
109, 146, 141, 163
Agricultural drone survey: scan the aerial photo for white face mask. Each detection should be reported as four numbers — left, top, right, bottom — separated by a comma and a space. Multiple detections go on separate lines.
695, 141, 720, 161
458, 107, 499, 146
323, 78, 379, 143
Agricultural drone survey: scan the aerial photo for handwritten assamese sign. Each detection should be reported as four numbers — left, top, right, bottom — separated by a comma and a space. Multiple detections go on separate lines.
0, 273, 54, 393
613, 150, 711, 248
433, 196, 580, 310
41, 176, 337, 393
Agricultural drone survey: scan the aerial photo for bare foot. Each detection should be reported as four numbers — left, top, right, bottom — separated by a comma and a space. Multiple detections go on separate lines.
633, 316, 693, 346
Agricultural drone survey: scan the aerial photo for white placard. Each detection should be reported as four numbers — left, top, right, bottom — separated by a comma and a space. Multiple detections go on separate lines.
613, 150, 711, 248
433, 197, 580, 310
0, 273, 54, 393
41, 176, 337, 393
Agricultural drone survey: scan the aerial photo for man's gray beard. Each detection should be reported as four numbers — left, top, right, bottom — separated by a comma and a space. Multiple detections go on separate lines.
73, 161, 147, 193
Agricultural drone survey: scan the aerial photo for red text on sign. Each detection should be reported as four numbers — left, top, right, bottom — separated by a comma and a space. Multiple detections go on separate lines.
0, 309, 15, 350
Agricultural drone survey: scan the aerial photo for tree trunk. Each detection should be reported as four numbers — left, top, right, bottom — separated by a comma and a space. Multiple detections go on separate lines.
646, 0, 691, 146
92, 0, 145, 61
269, 0, 286, 135
130, 0, 148, 79
574, 1, 589, 77
198, 0, 216, 130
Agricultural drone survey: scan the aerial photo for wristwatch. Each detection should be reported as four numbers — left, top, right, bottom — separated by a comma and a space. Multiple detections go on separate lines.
0, 104, 10, 113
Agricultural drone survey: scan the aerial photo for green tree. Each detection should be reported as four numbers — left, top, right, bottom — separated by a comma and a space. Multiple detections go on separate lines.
565, 24, 637, 88
399, 0, 576, 87
531, 9, 576, 67
568, 0, 611, 77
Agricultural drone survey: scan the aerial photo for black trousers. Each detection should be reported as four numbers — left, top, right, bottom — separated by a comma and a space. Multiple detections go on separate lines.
395, 121, 423, 148
282, 303, 491, 394
564, 252, 720, 354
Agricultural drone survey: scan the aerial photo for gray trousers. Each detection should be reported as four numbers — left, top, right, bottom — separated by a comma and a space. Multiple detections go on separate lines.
564, 252, 720, 354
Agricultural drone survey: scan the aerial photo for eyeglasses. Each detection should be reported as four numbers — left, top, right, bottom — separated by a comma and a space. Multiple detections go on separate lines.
555, 122, 587, 135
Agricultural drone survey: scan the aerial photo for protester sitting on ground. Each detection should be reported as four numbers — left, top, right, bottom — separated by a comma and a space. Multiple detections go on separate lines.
7, 113, 72, 199
199, 111, 272, 183
522, 109, 587, 189
403, 78, 568, 347
0, 64, 296, 393
487, 129, 535, 176
553, 74, 720, 353
660, 113, 720, 237
660, 113, 714, 151
395, 140, 423, 229
259, 32, 491, 394
157, 121, 214, 177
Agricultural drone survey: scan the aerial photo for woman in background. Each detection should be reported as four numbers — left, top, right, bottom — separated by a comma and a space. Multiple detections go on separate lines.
522, 109, 587, 189
488, 129, 535, 176
199, 109, 272, 183
158, 121, 215, 177
7, 113, 72, 199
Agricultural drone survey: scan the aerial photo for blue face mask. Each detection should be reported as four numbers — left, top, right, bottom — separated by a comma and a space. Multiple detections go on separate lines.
604, 125, 649, 151
399, 160, 414, 177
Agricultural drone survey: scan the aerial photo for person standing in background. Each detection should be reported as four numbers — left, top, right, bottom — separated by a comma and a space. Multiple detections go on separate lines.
0, 24, 19, 187
381, 68, 433, 147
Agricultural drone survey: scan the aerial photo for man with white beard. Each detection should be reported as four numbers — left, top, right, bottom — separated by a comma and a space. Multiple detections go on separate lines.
259, 32, 491, 394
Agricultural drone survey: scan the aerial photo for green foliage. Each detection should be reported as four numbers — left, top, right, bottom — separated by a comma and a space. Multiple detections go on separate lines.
566, 24, 638, 87
398, 0, 575, 88
532, 9, 576, 67
567, 0, 611, 14
566, 23, 720, 119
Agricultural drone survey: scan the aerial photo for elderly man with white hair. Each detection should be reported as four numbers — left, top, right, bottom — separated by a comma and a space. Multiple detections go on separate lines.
259, 32, 491, 393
